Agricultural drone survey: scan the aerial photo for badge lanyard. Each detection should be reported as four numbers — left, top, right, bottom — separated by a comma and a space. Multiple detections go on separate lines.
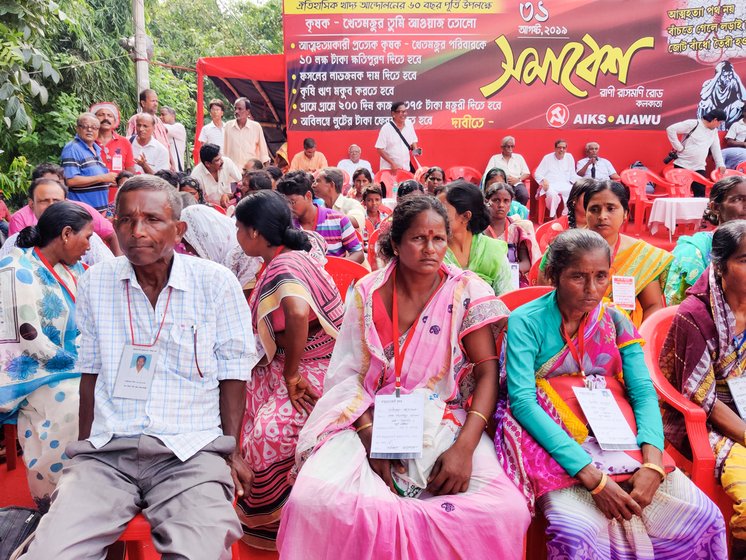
611, 235, 622, 264
125, 282, 173, 348
390, 267, 444, 398
560, 313, 589, 377
34, 248, 78, 303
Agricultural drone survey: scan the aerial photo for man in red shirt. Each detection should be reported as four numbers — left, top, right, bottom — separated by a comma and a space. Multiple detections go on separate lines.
91, 102, 136, 175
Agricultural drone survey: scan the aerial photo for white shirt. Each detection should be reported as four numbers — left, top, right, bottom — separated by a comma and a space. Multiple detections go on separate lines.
332, 194, 366, 231
190, 156, 242, 204
726, 119, 746, 143
666, 118, 724, 170
164, 122, 187, 172
375, 119, 417, 170
337, 158, 373, 178
0, 231, 113, 266
576, 156, 618, 180
77, 253, 259, 461
198, 121, 225, 150
131, 136, 170, 174
535, 153, 578, 187
483, 153, 530, 180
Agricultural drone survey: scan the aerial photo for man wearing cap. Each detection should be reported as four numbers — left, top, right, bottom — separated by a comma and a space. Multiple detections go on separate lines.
222, 97, 270, 168
92, 102, 135, 175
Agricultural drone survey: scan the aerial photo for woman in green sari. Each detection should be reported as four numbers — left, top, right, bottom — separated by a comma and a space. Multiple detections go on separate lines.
437, 179, 512, 295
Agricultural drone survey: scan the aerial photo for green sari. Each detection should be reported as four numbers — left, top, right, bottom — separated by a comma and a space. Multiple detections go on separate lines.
444, 232, 511, 295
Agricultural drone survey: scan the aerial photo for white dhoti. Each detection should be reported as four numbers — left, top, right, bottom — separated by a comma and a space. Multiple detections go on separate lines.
538, 181, 573, 218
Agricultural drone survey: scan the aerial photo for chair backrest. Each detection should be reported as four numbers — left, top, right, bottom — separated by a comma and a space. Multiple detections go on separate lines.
374, 169, 396, 193
663, 167, 714, 192
497, 286, 553, 311
526, 258, 541, 286
367, 227, 382, 270
535, 218, 563, 252
445, 166, 482, 185
621, 167, 682, 197
711, 168, 745, 182
737, 161, 746, 174
324, 256, 369, 302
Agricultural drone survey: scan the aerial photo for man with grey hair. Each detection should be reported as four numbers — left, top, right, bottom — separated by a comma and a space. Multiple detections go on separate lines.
160, 106, 187, 172
61, 112, 118, 212
126, 89, 172, 165
576, 141, 620, 181
313, 167, 366, 232
131, 113, 170, 174
20, 175, 259, 560
483, 135, 530, 204
223, 97, 270, 168
337, 144, 373, 179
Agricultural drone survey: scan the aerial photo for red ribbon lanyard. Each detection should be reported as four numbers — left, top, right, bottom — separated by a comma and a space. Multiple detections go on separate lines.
34, 248, 78, 303
254, 245, 286, 284
391, 267, 444, 398
560, 314, 589, 376
126, 282, 173, 347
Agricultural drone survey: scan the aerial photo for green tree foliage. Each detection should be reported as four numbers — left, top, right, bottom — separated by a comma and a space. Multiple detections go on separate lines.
0, 0, 282, 209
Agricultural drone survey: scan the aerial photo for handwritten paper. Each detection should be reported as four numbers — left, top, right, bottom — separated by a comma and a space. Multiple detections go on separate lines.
573, 387, 638, 451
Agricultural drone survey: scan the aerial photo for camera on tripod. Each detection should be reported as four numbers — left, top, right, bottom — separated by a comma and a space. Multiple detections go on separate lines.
663, 150, 679, 165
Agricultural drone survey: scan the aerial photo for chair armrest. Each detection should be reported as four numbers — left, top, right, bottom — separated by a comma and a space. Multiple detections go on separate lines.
643, 349, 715, 470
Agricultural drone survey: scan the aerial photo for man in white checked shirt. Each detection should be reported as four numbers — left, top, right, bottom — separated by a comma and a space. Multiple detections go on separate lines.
21, 176, 259, 560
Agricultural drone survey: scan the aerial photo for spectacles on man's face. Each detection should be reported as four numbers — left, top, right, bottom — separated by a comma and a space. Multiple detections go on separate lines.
78, 124, 100, 131
502, 144, 515, 149
394, 110, 407, 114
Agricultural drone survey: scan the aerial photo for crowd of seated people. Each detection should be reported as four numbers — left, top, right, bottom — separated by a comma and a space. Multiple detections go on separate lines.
4, 103, 746, 560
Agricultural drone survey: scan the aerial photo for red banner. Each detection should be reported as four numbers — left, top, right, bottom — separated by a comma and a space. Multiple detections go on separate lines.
284, 0, 746, 131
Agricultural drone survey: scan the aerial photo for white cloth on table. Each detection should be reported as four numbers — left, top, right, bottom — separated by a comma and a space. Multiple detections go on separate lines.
647, 197, 709, 236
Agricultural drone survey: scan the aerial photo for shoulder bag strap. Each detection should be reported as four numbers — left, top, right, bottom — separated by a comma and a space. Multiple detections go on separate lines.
389, 120, 412, 152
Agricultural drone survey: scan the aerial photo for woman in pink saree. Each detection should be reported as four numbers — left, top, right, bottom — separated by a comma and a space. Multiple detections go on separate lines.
278, 196, 530, 559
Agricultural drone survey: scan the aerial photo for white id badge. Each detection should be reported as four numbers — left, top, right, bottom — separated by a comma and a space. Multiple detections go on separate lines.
509, 263, 520, 291
112, 345, 158, 400
573, 387, 639, 451
611, 276, 636, 311
112, 154, 123, 172
370, 393, 425, 460
727, 376, 746, 420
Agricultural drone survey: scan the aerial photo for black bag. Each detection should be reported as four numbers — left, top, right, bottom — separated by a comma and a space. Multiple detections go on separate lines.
0, 507, 41, 560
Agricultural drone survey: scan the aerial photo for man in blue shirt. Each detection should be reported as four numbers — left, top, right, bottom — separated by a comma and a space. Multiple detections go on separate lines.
61, 112, 117, 212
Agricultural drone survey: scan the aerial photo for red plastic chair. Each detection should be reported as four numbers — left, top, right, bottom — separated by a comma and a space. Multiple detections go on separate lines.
710, 168, 745, 182
324, 256, 368, 302
526, 259, 542, 287
497, 286, 553, 311
3, 424, 17, 471
737, 161, 746, 174
108, 186, 119, 205
638, 306, 733, 529
620, 168, 680, 199
445, 166, 482, 185
663, 167, 715, 197
117, 513, 242, 559
367, 228, 382, 270
624, 182, 655, 237
535, 219, 564, 252
374, 169, 415, 195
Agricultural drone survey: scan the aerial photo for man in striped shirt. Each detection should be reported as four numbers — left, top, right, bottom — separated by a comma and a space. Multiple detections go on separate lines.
278, 173, 364, 263
60, 112, 117, 212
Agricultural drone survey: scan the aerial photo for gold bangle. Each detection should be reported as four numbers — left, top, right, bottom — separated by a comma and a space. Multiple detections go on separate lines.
467, 410, 489, 425
286, 375, 302, 386
641, 463, 666, 482
590, 472, 608, 495
355, 422, 373, 433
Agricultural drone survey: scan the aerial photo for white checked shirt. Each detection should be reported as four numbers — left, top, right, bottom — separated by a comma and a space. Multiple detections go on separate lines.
77, 252, 259, 460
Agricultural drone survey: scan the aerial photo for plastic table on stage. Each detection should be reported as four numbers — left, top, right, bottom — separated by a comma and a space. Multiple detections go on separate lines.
647, 197, 709, 242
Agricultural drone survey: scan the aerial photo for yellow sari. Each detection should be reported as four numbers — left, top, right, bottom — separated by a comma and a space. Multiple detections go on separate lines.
609, 239, 673, 327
